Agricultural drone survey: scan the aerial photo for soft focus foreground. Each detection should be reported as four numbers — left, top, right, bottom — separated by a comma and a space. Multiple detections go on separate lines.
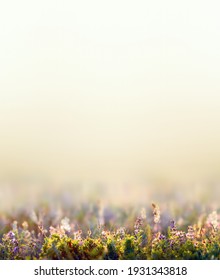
0, 182, 219, 260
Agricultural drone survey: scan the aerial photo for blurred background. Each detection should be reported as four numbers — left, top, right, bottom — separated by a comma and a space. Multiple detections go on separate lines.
0, 1, 220, 210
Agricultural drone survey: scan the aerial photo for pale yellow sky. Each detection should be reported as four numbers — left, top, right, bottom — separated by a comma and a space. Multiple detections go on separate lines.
0, 1, 220, 184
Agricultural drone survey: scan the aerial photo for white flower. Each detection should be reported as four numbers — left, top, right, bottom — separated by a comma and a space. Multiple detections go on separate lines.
30, 210, 38, 224
60, 217, 71, 232
207, 211, 218, 230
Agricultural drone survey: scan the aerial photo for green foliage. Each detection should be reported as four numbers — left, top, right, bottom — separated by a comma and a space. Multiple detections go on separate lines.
104, 239, 119, 260
40, 234, 82, 260
122, 236, 136, 260
151, 232, 220, 260
82, 238, 105, 259
40, 234, 105, 260
0, 205, 219, 260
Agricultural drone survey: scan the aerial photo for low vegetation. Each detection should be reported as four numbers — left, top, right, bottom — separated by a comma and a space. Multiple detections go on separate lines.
0, 202, 219, 259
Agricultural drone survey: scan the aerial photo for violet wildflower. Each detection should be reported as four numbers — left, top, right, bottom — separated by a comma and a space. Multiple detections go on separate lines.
74, 230, 82, 240
13, 246, 19, 254
12, 238, 18, 246
159, 233, 166, 240
152, 232, 165, 245
170, 220, 177, 233
134, 216, 143, 235
175, 231, 186, 243
186, 226, 195, 240
7, 231, 15, 240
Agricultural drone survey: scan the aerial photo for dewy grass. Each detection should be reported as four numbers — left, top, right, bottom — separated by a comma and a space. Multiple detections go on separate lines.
0, 202, 219, 260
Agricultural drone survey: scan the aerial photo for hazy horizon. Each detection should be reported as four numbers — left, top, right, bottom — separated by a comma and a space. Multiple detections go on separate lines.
1, 1, 220, 186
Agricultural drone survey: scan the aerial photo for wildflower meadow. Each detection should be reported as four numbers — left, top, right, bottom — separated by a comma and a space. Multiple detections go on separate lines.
0, 184, 219, 260
1, 0, 220, 263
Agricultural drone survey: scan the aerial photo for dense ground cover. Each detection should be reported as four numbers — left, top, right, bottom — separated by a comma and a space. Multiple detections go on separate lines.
0, 200, 219, 260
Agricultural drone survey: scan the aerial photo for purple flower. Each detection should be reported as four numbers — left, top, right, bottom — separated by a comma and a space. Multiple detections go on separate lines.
134, 217, 143, 230
170, 220, 175, 229
13, 246, 19, 254
159, 233, 166, 240
12, 239, 18, 246
186, 226, 195, 240
7, 231, 15, 240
